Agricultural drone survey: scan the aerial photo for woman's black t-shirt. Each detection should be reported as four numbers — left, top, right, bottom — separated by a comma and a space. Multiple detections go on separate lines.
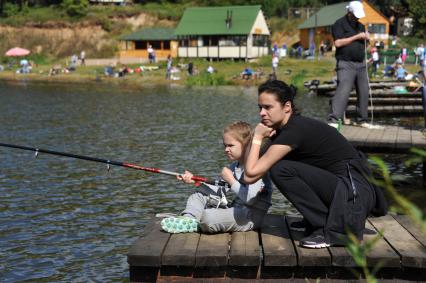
269, 115, 359, 176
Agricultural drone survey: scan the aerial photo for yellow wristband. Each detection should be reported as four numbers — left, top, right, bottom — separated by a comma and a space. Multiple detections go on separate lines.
252, 139, 262, 145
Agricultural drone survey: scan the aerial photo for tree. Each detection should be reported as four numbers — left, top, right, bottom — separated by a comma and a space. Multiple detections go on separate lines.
406, 0, 426, 37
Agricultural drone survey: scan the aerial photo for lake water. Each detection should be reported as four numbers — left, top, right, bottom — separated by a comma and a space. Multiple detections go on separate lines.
0, 80, 424, 282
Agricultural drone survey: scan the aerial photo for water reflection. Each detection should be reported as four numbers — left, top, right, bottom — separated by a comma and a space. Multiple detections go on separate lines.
0, 80, 423, 282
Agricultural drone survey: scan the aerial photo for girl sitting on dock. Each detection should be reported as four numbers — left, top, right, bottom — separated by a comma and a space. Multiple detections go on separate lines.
161, 121, 273, 234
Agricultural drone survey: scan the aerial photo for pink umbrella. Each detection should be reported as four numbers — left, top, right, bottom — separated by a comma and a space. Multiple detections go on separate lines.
5, 47, 30, 57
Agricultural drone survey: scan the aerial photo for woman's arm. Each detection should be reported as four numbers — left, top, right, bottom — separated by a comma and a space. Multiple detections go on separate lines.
243, 123, 291, 184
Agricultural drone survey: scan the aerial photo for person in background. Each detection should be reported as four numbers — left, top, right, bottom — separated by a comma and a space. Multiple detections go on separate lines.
319, 41, 326, 59
395, 63, 407, 81
391, 36, 397, 48
165, 55, 172, 80
422, 53, 426, 82
207, 65, 215, 74
188, 61, 194, 76
370, 47, 380, 77
327, 1, 373, 129
80, 50, 86, 66
241, 66, 253, 80
148, 45, 155, 64
417, 43, 425, 66
272, 54, 279, 75
243, 79, 387, 248
272, 42, 279, 57
280, 43, 287, 59
160, 121, 272, 234
401, 47, 408, 64
296, 46, 303, 58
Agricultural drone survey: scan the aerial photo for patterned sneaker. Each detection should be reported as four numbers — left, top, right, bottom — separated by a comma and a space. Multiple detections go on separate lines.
300, 234, 330, 249
161, 216, 199, 233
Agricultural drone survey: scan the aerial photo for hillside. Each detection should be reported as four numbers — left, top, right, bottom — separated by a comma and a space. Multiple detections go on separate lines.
0, 5, 300, 63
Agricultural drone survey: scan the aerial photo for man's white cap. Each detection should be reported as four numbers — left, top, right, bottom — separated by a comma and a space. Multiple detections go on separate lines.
346, 1, 365, 19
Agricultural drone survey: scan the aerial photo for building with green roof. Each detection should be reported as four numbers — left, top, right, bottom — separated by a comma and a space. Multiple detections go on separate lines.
298, 1, 389, 50
118, 27, 178, 60
174, 5, 270, 59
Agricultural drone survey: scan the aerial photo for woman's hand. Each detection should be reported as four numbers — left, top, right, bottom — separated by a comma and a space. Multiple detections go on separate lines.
177, 170, 195, 184
221, 167, 236, 186
254, 123, 276, 139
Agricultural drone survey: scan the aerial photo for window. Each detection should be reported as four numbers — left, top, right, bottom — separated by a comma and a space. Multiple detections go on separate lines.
135, 41, 146, 50
253, 35, 268, 47
368, 24, 386, 34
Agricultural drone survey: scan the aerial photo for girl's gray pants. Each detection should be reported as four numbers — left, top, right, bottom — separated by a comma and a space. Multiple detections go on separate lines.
182, 192, 267, 233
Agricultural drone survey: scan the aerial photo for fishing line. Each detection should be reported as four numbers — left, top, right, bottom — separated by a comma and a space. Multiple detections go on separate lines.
365, 38, 375, 125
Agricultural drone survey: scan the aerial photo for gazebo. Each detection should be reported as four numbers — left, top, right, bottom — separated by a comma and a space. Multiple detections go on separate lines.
118, 27, 178, 59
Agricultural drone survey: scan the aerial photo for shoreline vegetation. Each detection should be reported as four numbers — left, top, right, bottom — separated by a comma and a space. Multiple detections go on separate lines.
0, 56, 422, 89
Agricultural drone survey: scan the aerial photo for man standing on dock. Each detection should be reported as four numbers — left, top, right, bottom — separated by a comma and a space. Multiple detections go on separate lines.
327, 1, 371, 129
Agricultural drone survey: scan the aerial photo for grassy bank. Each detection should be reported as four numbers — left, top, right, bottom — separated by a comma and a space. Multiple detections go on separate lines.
0, 56, 422, 90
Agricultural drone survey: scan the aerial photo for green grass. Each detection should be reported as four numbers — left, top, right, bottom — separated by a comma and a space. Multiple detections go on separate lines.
0, 55, 340, 88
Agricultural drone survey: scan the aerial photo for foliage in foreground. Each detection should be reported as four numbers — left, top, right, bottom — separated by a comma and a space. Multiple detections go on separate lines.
346, 148, 425, 282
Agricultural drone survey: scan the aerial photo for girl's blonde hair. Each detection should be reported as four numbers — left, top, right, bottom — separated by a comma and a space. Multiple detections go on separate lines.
223, 121, 252, 147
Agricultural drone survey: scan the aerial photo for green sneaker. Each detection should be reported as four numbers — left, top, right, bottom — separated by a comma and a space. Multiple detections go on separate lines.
161, 216, 199, 233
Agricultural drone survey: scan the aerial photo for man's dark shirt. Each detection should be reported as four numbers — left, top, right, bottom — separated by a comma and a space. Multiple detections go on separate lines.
332, 14, 366, 62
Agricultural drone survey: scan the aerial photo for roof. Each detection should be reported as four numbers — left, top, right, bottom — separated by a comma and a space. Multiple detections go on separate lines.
298, 2, 347, 29
174, 5, 262, 36
120, 28, 176, 41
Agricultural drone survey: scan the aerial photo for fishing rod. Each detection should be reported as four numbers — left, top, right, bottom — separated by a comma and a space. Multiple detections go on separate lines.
0, 142, 227, 187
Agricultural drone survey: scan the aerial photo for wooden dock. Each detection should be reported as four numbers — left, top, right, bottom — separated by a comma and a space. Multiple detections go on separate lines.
345, 105, 424, 116
305, 81, 415, 96
128, 214, 426, 282
340, 125, 426, 153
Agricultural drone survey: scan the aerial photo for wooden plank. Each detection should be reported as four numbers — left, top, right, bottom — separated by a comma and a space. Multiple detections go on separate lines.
228, 230, 260, 266
392, 215, 426, 247
411, 130, 426, 148
329, 246, 357, 267
196, 233, 229, 267
364, 220, 400, 268
162, 232, 200, 266
260, 214, 297, 267
351, 126, 369, 148
127, 217, 170, 267
195, 233, 230, 277
348, 97, 423, 105
369, 214, 426, 268
346, 105, 424, 115
364, 126, 385, 149
378, 126, 398, 149
286, 216, 331, 266
340, 125, 362, 141
395, 127, 412, 149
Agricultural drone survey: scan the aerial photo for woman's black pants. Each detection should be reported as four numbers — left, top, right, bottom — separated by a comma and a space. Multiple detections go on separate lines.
270, 160, 343, 234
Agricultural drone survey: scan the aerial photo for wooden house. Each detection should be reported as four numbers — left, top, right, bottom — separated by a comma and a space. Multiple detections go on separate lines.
298, 1, 390, 50
118, 28, 178, 59
174, 5, 270, 60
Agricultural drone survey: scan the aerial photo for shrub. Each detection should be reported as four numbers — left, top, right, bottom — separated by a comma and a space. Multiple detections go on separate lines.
2, 3, 20, 17
186, 72, 231, 86
61, 0, 89, 18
